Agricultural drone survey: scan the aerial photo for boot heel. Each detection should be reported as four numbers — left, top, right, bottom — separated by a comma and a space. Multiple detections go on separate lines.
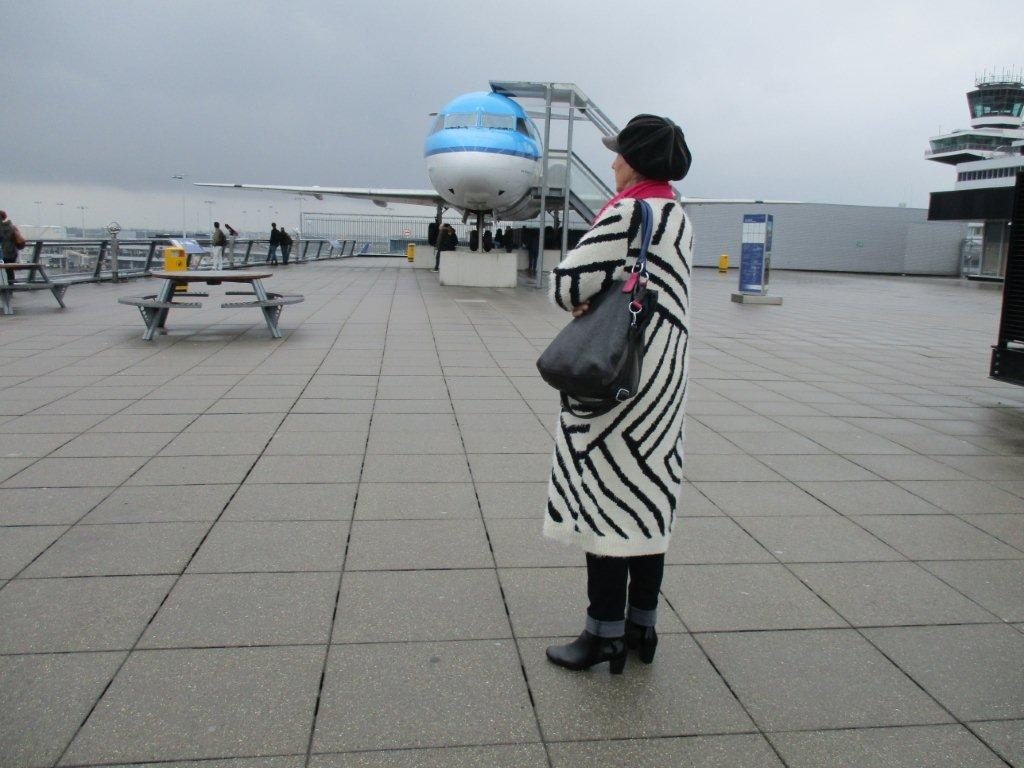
609, 650, 626, 674
638, 627, 658, 664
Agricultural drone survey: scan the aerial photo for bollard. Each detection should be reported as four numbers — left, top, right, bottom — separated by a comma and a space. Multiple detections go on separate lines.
406, 243, 415, 263
718, 254, 729, 273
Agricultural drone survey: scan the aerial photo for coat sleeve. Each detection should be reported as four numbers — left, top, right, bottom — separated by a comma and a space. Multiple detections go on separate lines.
549, 200, 642, 311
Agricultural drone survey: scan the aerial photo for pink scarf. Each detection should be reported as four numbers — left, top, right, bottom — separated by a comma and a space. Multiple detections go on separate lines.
594, 180, 675, 223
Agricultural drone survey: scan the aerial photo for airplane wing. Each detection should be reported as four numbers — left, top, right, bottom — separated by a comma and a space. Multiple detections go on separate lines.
193, 182, 443, 209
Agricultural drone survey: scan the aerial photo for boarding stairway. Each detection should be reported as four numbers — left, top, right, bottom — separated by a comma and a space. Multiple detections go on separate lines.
490, 81, 618, 228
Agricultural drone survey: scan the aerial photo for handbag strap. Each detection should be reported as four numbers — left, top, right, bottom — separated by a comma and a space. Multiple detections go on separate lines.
631, 201, 654, 279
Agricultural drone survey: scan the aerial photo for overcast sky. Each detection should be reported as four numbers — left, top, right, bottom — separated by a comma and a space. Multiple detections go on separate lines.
2, 0, 1020, 232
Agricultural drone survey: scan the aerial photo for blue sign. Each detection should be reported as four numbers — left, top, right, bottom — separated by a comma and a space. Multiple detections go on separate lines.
170, 238, 206, 255
739, 213, 774, 295
739, 242, 765, 293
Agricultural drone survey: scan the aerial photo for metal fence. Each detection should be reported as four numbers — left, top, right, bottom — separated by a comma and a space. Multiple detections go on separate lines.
16, 236, 374, 282
301, 213, 479, 252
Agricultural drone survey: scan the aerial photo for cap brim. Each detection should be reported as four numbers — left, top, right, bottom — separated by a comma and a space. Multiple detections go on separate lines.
601, 135, 619, 152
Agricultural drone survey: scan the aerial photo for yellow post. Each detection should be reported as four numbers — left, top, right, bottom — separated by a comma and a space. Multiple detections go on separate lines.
718, 254, 729, 273
162, 246, 187, 292
162, 246, 187, 272
406, 243, 415, 262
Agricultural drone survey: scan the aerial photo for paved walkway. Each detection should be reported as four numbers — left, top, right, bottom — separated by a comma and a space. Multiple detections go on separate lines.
1, 259, 1022, 767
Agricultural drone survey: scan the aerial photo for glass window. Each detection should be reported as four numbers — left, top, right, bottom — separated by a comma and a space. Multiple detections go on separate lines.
444, 113, 479, 129
516, 118, 540, 141
969, 87, 1024, 118
480, 114, 515, 130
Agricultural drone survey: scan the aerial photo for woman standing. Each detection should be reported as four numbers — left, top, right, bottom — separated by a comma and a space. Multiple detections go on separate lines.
544, 115, 694, 674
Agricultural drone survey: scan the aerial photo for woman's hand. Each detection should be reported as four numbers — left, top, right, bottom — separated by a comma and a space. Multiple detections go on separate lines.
572, 302, 590, 318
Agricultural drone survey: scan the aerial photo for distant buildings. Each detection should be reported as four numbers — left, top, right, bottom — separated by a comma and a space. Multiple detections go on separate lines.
927, 70, 1024, 277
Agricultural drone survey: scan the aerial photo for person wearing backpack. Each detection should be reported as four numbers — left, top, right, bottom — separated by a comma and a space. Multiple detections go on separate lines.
210, 222, 227, 270
0, 210, 26, 264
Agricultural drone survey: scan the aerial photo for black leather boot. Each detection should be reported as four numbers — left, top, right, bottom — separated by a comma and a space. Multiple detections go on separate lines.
546, 631, 626, 674
624, 620, 658, 664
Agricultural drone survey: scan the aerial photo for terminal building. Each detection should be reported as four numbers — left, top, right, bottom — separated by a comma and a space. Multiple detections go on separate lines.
927, 70, 1024, 278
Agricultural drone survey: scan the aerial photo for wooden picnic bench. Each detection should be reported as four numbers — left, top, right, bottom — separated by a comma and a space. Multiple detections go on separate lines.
0, 263, 69, 315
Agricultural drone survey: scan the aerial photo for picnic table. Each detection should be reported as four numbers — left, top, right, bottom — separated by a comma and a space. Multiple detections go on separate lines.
118, 270, 303, 341
0, 263, 69, 315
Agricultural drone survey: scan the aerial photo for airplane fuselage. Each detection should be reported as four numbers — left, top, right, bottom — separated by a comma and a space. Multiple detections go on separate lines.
424, 91, 541, 216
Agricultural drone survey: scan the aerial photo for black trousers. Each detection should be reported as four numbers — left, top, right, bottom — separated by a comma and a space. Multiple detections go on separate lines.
586, 552, 665, 623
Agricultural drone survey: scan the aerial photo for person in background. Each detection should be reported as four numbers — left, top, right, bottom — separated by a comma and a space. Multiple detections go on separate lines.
210, 221, 226, 270
0, 210, 22, 264
279, 226, 293, 265
525, 228, 539, 275
433, 223, 458, 271
267, 223, 280, 265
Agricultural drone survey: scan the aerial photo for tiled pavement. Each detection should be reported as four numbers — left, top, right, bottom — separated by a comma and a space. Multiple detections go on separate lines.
1, 258, 1023, 767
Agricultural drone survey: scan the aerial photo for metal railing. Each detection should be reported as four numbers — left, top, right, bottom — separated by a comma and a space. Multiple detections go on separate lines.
14, 236, 381, 283
926, 141, 1014, 157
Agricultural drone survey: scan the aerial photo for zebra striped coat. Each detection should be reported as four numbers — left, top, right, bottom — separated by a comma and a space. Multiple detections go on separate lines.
544, 197, 693, 557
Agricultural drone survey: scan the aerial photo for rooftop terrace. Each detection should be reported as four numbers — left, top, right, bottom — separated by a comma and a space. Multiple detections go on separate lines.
1, 260, 1022, 767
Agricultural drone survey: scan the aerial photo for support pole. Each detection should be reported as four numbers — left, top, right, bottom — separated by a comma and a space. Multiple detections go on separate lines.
535, 84, 553, 289
560, 92, 575, 265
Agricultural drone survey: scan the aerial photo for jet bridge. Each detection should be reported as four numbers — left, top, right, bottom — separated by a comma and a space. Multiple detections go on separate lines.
490, 81, 619, 287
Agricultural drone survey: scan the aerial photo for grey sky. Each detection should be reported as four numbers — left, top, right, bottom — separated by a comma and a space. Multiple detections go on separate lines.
2, 0, 1020, 231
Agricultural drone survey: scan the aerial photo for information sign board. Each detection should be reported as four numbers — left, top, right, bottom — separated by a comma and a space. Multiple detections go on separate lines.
170, 238, 207, 255
739, 214, 774, 294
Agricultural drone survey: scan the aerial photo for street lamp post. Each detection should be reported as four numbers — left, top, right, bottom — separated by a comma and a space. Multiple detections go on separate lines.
33, 200, 44, 225
203, 200, 215, 231
56, 202, 65, 229
172, 174, 187, 237
76, 205, 87, 238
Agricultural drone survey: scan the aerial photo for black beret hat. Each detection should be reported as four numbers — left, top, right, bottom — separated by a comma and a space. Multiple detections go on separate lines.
602, 114, 692, 181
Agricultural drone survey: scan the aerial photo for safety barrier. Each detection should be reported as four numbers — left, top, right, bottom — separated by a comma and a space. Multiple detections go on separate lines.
15, 237, 377, 283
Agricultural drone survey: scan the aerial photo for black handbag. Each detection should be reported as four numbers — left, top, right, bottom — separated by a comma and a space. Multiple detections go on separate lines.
537, 200, 658, 419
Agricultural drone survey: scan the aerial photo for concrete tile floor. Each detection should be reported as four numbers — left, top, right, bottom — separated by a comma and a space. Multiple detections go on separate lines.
0, 260, 1022, 766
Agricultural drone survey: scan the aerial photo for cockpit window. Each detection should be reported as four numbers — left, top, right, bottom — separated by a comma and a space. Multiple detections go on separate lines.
516, 118, 539, 141
481, 114, 515, 130
430, 114, 445, 134
443, 113, 478, 129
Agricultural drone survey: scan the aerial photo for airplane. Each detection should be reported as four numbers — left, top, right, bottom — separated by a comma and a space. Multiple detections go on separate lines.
196, 87, 795, 251
195, 90, 545, 250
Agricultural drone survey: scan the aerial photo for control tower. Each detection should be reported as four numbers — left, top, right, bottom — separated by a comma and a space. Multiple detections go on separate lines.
926, 71, 1024, 170
927, 70, 1024, 278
